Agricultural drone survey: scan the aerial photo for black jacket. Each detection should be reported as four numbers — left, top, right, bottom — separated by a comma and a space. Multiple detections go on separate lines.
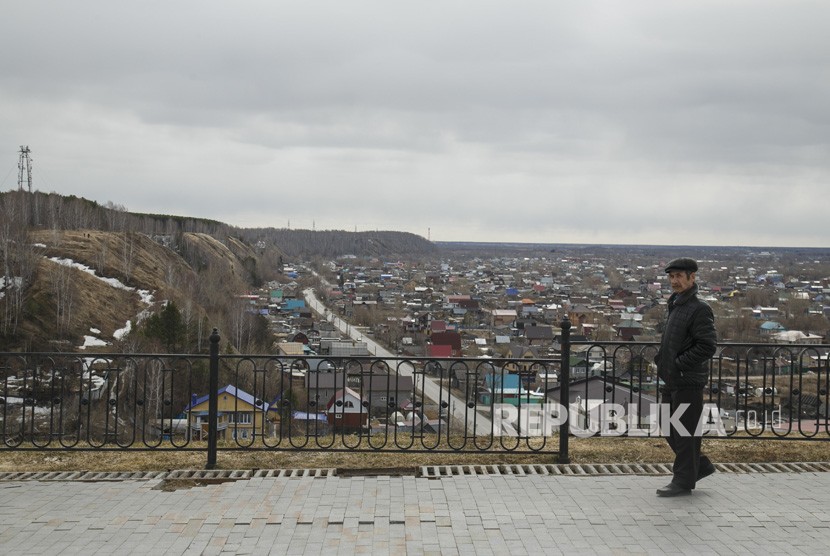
655, 283, 717, 390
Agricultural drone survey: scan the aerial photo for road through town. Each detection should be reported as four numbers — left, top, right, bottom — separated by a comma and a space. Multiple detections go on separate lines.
303, 288, 494, 436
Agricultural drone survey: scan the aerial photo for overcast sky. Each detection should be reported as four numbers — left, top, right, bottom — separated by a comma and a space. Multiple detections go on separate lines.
1, 1, 828, 247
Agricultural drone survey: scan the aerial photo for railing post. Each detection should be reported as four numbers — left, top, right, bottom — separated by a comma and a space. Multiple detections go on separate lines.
559, 316, 571, 463
206, 328, 220, 469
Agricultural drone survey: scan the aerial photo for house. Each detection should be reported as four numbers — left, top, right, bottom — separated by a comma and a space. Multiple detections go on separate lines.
479, 373, 545, 406
317, 322, 341, 339
567, 305, 596, 328
535, 368, 559, 386
389, 410, 444, 434
503, 345, 546, 376
525, 325, 554, 345
288, 411, 329, 436
291, 332, 310, 345
608, 299, 626, 311
183, 384, 272, 441
425, 271, 442, 285
514, 318, 538, 332
613, 354, 655, 382
301, 358, 336, 372
360, 374, 415, 412
615, 319, 643, 341
430, 320, 447, 334
276, 342, 307, 356
430, 331, 462, 356
326, 387, 369, 431
542, 304, 563, 321
306, 372, 414, 414
545, 376, 660, 431
427, 344, 453, 358
319, 338, 369, 356
491, 309, 517, 327
760, 321, 786, 336
756, 306, 781, 319
772, 330, 824, 344
283, 299, 306, 312
456, 297, 480, 311
567, 347, 597, 379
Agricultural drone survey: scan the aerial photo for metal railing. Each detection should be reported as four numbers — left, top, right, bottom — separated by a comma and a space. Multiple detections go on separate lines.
2, 320, 828, 468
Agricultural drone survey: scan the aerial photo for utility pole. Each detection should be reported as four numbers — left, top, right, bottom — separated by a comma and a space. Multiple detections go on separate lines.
18, 146, 33, 192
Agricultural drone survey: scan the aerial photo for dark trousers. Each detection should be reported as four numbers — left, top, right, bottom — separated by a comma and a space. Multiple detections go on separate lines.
666, 388, 711, 489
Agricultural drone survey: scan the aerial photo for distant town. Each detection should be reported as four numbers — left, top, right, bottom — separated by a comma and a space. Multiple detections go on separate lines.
253, 244, 830, 359
187, 244, 828, 438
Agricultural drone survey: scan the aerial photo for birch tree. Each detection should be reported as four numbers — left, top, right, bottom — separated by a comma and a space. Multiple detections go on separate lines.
0, 192, 39, 339
120, 231, 135, 285
50, 259, 75, 338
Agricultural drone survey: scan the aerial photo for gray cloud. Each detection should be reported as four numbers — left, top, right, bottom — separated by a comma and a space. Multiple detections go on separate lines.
1, 1, 828, 246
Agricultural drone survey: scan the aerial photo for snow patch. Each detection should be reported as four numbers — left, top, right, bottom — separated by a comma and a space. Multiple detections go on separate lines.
47, 258, 154, 306
81, 371, 106, 389
47, 256, 157, 342
49, 257, 134, 291
114, 320, 132, 340
79, 335, 108, 350
1, 276, 24, 299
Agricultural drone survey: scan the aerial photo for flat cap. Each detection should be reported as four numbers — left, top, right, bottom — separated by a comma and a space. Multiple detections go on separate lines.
665, 258, 698, 273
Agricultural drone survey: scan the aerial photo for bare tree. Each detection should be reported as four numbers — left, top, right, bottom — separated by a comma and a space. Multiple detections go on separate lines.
165, 261, 180, 291
228, 299, 252, 352
180, 297, 209, 352
0, 193, 40, 339
92, 233, 108, 275
50, 260, 75, 338
120, 232, 135, 284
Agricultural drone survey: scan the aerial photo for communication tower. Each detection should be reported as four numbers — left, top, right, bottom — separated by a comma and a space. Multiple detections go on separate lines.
18, 145, 33, 192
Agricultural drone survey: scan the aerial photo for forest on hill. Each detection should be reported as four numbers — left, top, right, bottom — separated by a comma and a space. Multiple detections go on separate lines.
238, 228, 437, 259
0, 190, 435, 352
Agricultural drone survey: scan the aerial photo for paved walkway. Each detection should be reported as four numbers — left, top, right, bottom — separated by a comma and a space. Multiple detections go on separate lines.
1, 469, 829, 555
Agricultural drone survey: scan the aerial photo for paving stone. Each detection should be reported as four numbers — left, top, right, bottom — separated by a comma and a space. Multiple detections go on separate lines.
1, 470, 830, 554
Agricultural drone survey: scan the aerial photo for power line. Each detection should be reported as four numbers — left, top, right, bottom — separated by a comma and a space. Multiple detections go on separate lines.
0, 161, 15, 190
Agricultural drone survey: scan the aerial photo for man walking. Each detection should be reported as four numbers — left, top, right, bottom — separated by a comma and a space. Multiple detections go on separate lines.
654, 258, 718, 497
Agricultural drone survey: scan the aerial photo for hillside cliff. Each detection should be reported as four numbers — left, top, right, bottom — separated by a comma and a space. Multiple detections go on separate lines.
0, 191, 436, 351
7, 229, 252, 352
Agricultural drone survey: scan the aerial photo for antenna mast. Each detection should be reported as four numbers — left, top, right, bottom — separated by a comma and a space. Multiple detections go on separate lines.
18, 146, 33, 192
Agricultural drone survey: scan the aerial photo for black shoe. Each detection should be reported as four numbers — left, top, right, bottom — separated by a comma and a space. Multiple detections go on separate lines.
656, 483, 692, 497
697, 463, 716, 481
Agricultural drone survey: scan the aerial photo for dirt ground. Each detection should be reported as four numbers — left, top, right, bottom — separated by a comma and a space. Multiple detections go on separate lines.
1, 437, 827, 473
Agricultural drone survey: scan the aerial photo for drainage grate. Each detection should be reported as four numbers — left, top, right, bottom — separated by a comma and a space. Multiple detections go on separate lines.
253, 468, 335, 479
1, 463, 828, 482
418, 461, 830, 478
0, 468, 337, 482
